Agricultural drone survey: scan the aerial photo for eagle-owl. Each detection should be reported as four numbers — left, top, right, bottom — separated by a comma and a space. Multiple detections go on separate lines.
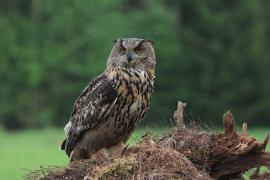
60, 38, 156, 162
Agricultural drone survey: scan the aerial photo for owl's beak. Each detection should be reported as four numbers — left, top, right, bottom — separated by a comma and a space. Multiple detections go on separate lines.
127, 52, 132, 63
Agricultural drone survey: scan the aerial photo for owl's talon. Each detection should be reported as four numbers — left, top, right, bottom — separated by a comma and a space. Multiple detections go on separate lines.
121, 145, 129, 156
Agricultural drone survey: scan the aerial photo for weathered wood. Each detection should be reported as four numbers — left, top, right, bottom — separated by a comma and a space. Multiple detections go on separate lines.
209, 111, 270, 179
211, 152, 270, 179
262, 132, 269, 150
173, 101, 186, 129
223, 111, 237, 137
241, 123, 248, 136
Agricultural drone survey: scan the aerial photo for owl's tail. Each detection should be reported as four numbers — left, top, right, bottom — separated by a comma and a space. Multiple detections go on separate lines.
59, 138, 66, 151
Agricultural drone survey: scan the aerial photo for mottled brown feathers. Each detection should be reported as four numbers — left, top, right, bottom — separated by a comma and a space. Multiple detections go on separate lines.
63, 73, 118, 156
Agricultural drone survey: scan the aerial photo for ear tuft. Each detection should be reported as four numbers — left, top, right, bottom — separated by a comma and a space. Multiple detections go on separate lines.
143, 39, 155, 45
112, 38, 123, 43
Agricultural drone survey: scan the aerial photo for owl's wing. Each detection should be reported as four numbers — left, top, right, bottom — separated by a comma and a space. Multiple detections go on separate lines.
62, 73, 118, 156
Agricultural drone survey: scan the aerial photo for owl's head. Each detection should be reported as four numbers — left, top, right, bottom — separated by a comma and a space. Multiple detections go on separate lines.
107, 38, 156, 73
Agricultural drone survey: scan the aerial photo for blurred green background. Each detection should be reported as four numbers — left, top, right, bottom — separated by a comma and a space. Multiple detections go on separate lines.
0, 0, 270, 179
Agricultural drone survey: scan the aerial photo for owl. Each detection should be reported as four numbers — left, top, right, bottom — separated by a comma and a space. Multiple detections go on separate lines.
60, 38, 156, 162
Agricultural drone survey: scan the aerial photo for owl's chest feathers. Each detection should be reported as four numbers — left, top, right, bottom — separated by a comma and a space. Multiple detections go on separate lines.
104, 68, 154, 133
107, 67, 154, 99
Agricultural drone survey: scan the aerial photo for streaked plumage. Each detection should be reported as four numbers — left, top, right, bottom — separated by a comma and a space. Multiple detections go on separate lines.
60, 38, 156, 161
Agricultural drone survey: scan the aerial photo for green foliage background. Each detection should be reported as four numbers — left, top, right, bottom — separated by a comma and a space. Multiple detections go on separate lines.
1, 0, 270, 129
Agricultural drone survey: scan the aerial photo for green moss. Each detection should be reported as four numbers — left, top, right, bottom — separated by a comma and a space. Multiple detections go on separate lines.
104, 156, 138, 177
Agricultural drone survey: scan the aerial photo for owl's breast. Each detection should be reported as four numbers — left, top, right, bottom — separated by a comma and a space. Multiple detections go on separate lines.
102, 67, 154, 142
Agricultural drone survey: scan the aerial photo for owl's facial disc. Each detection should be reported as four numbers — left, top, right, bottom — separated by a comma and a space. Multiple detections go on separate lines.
119, 38, 142, 64
107, 38, 156, 71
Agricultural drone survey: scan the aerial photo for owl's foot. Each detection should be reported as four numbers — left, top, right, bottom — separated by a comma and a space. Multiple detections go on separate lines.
106, 142, 125, 158
91, 143, 126, 159
69, 148, 89, 163
91, 148, 110, 159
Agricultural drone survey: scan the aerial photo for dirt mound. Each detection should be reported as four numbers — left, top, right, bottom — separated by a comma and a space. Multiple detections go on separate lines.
92, 143, 211, 179
26, 101, 270, 180
28, 139, 211, 180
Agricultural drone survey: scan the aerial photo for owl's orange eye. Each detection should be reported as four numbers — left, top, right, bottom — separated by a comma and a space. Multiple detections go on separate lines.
119, 47, 126, 54
135, 45, 144, 54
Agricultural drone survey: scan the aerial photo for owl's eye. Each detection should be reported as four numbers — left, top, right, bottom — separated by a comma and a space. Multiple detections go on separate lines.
119, 47, 126, 54
134, 45, 144, 54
